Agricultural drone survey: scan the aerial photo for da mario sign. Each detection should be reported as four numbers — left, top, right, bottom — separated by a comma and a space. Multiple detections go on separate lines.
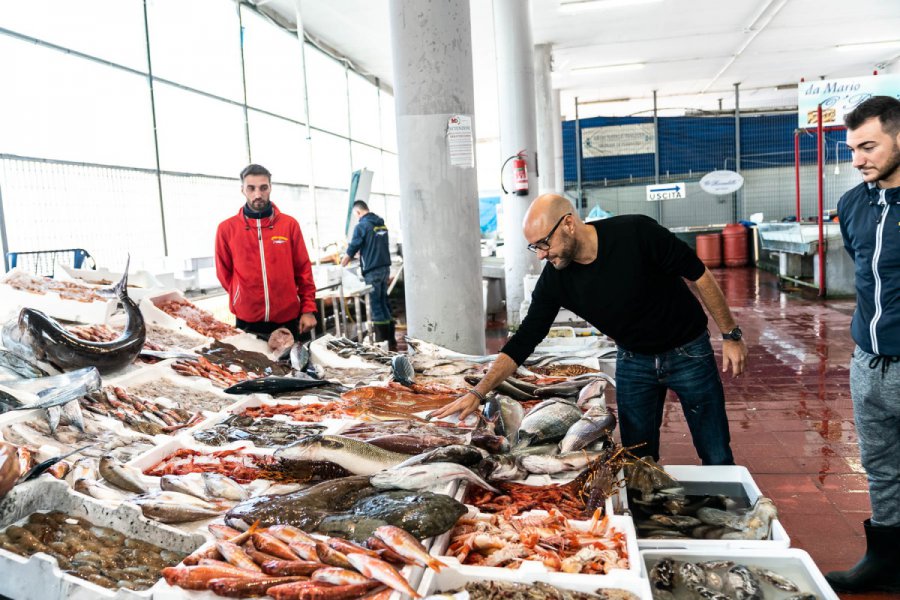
700, 170, 744, 195
798, 74, 900, 129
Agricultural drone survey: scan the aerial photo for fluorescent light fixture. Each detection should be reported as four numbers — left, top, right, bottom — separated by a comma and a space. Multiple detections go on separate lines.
572, 62, 646, 73
836, 40, 900, 51
560, 0, 664, 13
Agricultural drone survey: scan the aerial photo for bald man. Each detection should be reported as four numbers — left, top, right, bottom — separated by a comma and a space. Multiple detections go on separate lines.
432, 194, 748, 465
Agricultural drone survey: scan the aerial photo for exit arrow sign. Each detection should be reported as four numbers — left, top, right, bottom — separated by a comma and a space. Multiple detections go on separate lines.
646, 182, 686, 201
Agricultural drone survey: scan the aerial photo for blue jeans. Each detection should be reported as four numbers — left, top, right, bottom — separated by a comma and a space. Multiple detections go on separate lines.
615, 331, 734, 465
363, 266, 392, 324
850, 346, 900, 526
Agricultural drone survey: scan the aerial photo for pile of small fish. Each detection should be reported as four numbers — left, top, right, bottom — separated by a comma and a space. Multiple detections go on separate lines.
163, 521, 439, 599
193, 414, 326, 447
81, 386, 203, 436
239, 402, 349, 422
424, 580, 640, 600
2, 271, 105, 303
155, 297, 240, 340
0, 511, 185, 590
127, 378, 233, 412
649, 557, 819, 600
447, 508, 629, 573
327, 337, 397, 365
172, 355, 255, 387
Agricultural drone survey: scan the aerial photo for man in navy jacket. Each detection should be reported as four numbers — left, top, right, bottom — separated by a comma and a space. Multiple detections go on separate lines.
826, 96, 900, 593
341, 201, 395, 349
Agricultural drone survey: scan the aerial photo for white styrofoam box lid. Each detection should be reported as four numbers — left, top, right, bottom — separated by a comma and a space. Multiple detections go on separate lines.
623, 464, 790, 550
0, 478, 205, 600
641, 548, 838, 600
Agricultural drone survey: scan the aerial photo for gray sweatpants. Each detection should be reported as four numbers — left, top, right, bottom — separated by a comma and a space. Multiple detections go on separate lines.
851, 346, 900, 526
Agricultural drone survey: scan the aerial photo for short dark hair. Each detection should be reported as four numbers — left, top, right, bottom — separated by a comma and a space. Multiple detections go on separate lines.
845, 96, 900, 137
352, 200, 369, 212
240, 164, 272, 181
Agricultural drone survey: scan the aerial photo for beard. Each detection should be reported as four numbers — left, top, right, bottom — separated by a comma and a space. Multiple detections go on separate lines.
875, 145, 900, 184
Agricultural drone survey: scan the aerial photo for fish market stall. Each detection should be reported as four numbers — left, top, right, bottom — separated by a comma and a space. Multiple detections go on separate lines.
0, 264, 840, 600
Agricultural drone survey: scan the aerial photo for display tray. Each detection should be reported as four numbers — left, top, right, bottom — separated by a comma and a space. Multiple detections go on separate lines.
0, 270, 117, 324
616, 465, 791, 550
641, 548, 838, 600
0, 478, 204, 600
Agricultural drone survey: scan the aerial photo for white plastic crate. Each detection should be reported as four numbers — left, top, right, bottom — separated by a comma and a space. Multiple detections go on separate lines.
641, 548, 838, 600
0, 270, 117, 324
0, 478, 204, 600
620, 465, 791, 550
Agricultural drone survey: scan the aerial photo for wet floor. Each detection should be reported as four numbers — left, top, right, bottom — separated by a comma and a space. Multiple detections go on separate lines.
481, 267, 885, 600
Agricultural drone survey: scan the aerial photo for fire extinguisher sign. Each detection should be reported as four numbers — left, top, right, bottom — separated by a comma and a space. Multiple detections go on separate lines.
447, 115, 474, 168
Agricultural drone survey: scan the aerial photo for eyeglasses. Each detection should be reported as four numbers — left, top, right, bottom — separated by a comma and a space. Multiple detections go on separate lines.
527, 213, 571, 253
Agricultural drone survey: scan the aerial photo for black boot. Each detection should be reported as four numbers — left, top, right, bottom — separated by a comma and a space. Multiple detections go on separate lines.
825, 520, 900, 593
373, 323, 391, 346
387, 321, 398, 352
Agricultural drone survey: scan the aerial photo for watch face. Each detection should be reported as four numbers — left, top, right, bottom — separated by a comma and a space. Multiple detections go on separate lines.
730, 327, 742, 340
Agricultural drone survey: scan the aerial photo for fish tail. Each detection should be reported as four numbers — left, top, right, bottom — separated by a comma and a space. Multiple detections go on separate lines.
426, 557, 446, 572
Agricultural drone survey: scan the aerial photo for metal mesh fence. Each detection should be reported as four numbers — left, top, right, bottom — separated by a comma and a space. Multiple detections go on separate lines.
563, 109, 859, 228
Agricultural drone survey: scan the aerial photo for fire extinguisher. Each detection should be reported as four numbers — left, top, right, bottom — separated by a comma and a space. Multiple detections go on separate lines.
501, 150, 529, 196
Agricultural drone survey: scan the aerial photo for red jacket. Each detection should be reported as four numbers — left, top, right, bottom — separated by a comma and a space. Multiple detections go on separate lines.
215, 204, 317, 324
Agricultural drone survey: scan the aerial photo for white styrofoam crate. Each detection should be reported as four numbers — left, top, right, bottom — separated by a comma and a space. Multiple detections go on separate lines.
620, 465, 790, 550
56, 265, 168, 301
419, 556, 652, 600
0, 478, 205, 600
0, 272, 117, 324
641, 548, 838, 600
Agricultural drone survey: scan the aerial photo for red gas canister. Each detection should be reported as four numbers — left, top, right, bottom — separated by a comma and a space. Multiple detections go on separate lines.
696, 233, 723, 268
722, 223, 749, 267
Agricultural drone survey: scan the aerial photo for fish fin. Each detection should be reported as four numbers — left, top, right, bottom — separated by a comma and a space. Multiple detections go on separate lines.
96, 255, 130, 300
427, 557, 447, 572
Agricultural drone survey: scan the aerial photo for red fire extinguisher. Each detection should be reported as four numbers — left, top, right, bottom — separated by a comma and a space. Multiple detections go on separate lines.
501, 150, 529, 196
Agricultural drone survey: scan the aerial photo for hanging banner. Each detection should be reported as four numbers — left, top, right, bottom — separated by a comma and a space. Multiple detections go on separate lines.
582, 123, 655, 158
797, 74, 900, 129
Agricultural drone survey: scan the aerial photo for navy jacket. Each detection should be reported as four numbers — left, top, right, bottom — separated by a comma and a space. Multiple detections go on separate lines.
838, 182, 900, 356
347, 212, 391, 275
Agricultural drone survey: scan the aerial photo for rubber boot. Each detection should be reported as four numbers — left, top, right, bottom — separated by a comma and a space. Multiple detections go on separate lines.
373, 323, 391, 345
825, 520, 900, 593
387, 321, 398, 352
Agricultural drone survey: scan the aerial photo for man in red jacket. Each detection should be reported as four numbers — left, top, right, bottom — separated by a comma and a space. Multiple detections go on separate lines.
215, 164, 317, 340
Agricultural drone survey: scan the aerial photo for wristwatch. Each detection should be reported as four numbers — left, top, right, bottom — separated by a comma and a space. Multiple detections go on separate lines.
722, 326, 743, 341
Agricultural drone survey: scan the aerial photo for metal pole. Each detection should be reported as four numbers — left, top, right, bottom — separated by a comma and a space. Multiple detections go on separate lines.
817, 104, 825, 297
794, 130, 801, 221
142, 0, 168, 256
0, 184, 9, 271
574, 96, 583, 212
295, 0, 322, 265
653, 90, 661, 223
237, 3, 252, 163
733, 82, 741, 224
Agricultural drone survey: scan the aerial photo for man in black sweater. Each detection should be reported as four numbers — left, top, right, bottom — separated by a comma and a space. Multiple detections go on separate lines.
432, 194, 748, 465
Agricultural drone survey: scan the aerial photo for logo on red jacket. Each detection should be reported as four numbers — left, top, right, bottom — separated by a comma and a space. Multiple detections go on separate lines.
271, 235, 288, 244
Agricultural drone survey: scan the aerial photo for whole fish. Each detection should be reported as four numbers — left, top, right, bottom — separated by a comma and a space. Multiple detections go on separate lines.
274, 435, 408, 475
515, 398, 582, 449
345, 553, 421, 598
99, 454, 149, 493
18, 443, 96, 482
558, 405, 617, 452
216, 539, 262, 572
373, 525, 446, 571
518, 450, 605, 475
724, 565, 764, 600
0, 349, 48, 378
203, 472, 249, 501
4, 260, 145, 373
161, 473, 212, 500
139, 349, 199, 360
390, 355, 415, 386
370, 462, 499, 493
65, 457, 98, 485
224, 376, 331, 395
73, 478, 127, 502
482, 394, 525, 444
576, 378, 609, 408
394, 444, 486, 468
312, 567, 374, 586
161, 564, 269, 590
477, 454, 527, 481
289, 342, 311, 371
135, 491, 224, 523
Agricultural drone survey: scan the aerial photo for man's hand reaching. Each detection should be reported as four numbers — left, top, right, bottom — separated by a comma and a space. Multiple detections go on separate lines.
429, 392, 481, 421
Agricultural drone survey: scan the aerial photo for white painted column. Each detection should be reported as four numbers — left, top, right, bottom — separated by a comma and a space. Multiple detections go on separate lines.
534, 44, 556, 195
388, 0, 486, 354
552, 88, 564, 194
494, 0, 541, 326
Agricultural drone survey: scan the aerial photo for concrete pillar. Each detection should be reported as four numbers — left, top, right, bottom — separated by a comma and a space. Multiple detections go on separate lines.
534, 44, 556, 195
552, 88, 564, 194
494, 0, 541, 326
388, 0, 486, 354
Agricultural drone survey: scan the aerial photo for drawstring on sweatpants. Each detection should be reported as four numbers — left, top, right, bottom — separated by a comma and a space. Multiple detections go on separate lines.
868, 355, 900, 378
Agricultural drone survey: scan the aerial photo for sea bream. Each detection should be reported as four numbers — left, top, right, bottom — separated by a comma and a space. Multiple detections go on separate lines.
2, 260, 145, 373
558, 405, 617, 452
514, 398, 582, 449
274, 435, 409, 475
